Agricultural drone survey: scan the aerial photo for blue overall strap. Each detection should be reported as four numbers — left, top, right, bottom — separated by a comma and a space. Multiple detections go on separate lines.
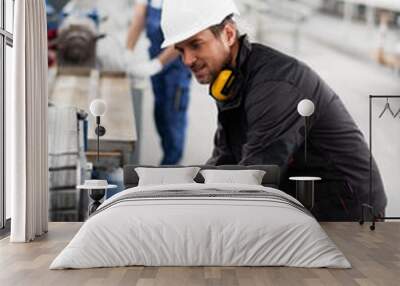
145, 0, 163, 59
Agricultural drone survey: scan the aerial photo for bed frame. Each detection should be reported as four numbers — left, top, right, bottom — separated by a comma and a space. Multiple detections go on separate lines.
123, 165, 281, 189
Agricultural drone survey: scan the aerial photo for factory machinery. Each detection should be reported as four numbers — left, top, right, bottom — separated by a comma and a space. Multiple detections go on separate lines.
47, 0, 105, 68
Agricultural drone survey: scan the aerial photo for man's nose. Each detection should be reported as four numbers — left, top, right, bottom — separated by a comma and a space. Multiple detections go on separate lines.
182, 51, 196, 67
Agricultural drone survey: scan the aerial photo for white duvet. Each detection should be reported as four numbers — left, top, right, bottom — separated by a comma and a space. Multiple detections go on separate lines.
50, 183, 351, 269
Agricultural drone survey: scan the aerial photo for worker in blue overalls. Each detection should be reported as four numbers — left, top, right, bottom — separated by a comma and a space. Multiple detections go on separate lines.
125, 0, 191, 165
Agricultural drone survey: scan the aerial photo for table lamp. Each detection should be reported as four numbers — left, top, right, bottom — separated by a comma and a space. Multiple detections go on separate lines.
292, 99, 318, 211
297, 99, 315, 164
76, 99, 116, 216
89, 99, 107, 162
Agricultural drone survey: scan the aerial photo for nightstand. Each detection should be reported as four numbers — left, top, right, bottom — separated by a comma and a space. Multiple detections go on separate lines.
289, 176, 321, 210
77, 181, 117, 218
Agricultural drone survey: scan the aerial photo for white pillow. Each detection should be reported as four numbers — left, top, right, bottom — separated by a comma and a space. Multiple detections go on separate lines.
135, 167, 200, 186
200, 169, 266, 185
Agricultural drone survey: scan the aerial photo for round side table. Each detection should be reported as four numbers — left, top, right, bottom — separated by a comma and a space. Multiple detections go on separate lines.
77, 184, 117, 216
289, 176, 321, 210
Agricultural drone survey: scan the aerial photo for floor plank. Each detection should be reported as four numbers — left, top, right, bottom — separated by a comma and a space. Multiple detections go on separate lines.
0, 222, 399, 286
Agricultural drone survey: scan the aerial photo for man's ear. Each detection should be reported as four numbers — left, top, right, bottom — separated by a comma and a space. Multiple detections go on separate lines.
223, 23, 237, 47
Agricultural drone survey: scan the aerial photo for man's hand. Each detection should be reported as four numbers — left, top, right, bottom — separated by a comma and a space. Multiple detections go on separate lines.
125, 50, 163, 77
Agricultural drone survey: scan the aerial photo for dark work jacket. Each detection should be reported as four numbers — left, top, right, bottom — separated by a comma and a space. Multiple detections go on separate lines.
207, 36, 386, 220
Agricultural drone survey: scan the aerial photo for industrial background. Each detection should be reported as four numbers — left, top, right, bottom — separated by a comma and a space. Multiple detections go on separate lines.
3, 0, 400, 222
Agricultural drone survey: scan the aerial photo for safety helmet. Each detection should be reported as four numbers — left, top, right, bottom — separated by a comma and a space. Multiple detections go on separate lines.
160, 0, 240, 48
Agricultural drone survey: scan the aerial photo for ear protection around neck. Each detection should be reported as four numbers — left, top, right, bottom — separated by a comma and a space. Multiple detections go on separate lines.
209, 67, 242, 102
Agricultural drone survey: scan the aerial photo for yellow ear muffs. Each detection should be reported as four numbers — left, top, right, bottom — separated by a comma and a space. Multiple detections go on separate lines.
210, 69, 237, 102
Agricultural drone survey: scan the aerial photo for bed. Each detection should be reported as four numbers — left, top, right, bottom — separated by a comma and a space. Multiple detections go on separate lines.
50, 165, 351, 269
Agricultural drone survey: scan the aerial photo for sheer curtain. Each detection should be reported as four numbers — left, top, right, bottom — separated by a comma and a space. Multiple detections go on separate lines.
7, 0, 48, 242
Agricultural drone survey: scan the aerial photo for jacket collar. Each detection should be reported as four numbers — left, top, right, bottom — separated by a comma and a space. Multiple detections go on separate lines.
216, 35, 251, 112
236, 35, 252, 70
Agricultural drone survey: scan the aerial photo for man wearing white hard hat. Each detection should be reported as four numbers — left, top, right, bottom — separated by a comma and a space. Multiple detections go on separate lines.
160, 0, 386, 221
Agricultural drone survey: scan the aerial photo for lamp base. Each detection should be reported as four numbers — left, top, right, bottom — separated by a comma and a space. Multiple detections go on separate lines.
88, 188, 105, 215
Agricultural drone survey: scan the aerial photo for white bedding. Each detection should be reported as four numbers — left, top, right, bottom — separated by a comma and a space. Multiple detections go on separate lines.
50, 183, 351, 269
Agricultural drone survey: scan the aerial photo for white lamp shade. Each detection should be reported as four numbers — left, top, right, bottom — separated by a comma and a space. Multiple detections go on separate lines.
89, 99, 107, 117
297, 99, 315, 117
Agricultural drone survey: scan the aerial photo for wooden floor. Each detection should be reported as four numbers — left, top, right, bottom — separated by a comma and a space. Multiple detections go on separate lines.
0, 222, 399, 286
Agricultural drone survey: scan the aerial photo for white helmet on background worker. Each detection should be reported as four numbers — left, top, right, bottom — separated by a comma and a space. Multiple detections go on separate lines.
160, 0, 240, 48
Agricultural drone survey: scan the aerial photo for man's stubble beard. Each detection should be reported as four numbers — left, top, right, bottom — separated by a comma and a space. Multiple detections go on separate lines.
202, 53, 233, 85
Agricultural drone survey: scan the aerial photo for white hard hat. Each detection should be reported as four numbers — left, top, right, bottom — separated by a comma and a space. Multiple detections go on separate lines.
161, 0, 240, 48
